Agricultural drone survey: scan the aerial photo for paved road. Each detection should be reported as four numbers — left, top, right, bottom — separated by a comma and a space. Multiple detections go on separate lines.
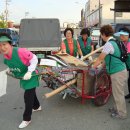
0, 56, 130, 130
0, 55, 7, 71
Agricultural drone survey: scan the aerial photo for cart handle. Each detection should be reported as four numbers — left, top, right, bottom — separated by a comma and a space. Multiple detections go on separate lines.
82, 46, 103, 61
6, 72, 52, 79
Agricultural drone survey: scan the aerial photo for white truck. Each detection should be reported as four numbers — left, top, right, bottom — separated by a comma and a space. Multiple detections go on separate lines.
19, 18, 61, 56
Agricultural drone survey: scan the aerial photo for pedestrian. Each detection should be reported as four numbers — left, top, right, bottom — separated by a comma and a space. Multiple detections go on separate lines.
93, 25, 127, 119
78, 28, 94, 56
60, 28, 83, 59
114, 27, 130, 100
0, 33, 42, 128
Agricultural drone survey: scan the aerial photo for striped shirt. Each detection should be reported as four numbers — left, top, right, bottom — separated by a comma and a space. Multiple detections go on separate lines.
102, 37, 114, 55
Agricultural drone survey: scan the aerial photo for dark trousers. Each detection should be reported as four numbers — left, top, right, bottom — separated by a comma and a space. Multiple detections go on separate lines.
23, 88, 40, 121
128, 70, 130, 94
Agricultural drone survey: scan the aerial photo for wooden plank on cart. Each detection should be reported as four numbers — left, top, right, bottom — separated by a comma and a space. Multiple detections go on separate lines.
82, 46, 103, 61
44, 78, 77, 98
56, 53, 87, 67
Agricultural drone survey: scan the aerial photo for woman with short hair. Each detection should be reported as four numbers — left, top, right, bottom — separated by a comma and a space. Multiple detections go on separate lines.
93, 25, 127, 119
78, 28, 94, 56
60, 28, 83, 59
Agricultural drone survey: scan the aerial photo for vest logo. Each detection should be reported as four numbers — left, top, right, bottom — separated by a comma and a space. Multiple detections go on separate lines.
10, 68, 21, 72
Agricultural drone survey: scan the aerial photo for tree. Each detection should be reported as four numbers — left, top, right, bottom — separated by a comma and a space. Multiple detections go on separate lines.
0, 13, 8, 28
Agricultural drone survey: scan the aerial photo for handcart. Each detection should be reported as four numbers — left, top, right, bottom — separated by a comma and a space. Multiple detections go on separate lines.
6, 48, 112, 106
39, 52, 112, 106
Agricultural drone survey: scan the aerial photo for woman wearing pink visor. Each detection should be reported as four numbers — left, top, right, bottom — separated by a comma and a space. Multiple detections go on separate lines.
114, 27, 130, 101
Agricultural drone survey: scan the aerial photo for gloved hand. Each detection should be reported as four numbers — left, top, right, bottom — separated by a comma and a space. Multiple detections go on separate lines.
88, 56, 93, 61
80, 56, 84, 61
23, 71, 32, 80
6, 68, 10, 74
97, 64, 103, 69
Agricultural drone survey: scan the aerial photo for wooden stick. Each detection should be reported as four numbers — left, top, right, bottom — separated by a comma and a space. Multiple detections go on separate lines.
6, 72, 50, 79
44, 78, 77, 99
82, 46, 103, 61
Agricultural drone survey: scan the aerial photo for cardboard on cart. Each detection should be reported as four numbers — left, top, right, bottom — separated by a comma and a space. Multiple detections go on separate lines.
56, 54, 87, 67
40, 59, 61, 67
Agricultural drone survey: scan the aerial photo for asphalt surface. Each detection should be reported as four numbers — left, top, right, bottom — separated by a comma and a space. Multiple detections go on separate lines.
0, 56, 130, 130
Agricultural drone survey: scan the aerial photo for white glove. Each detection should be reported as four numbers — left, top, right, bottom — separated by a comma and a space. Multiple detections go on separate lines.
80, 56, 84, 61
6, 68, 10, 73
23, 72, 32, 80
88, 56, 93, 61
97, 64, 103, 69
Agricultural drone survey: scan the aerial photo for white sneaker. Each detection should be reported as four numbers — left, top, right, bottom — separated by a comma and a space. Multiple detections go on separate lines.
18, 121, 31, 129
32, 106, 42, 112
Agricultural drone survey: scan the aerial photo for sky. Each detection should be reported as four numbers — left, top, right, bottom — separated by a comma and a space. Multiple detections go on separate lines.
0, 0, 87, 26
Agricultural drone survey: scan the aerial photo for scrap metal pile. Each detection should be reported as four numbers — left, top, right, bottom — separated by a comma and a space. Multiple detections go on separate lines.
39, 53, 112, 106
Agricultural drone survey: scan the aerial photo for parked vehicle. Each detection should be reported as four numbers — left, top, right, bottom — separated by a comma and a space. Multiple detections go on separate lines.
111, 23, 130, 32
98, 23, 130, 47
90, 28, 100, 50
61, 28, 65, 41
0, 28, 19, 47
19, 18, 61, 56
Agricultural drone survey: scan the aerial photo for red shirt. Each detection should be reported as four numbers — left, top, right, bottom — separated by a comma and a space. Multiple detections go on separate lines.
61, 39, 80, 55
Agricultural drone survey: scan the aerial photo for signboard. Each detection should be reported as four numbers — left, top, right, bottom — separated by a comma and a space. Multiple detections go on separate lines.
115, 1, 130, 12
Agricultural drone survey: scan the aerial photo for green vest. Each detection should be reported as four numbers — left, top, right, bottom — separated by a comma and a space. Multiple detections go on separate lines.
78, 36, 92, 56
4, 47, 39, 90
64, 39, 78, 57
125, 39, 130, 69
105, 41, 126, 74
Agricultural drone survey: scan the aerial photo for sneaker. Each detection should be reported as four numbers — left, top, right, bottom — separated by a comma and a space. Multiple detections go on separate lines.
108, 107, 117, 113
111, 112, 127, 120
32, 106, 42, 112
125, 94, 130, 99
18, 121, 31, 129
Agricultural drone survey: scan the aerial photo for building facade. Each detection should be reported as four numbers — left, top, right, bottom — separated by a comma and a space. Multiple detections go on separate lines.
84, 0, 130, 27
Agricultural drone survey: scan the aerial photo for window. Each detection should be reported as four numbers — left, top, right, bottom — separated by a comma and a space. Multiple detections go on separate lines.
91, 29, 100, 36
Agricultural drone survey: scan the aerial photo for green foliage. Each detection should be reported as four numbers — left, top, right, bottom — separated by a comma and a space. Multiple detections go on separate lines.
0, 13, 8, 28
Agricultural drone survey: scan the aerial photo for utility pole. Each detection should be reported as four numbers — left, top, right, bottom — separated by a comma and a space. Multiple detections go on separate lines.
5, 0, 8, 22
5, 0, 11, 22
98, 0, 101, 27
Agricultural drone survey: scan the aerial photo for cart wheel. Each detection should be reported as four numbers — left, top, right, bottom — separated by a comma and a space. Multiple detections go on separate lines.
94, 72, 112, 106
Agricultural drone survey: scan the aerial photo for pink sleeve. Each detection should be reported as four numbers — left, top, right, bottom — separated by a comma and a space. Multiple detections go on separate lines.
127, 42, 130, 53
18, 48, 33, 66
61, 41, 66, 50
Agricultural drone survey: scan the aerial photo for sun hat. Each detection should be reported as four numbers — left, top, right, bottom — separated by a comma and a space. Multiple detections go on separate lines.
0, 36, 11, 42
114, 31, 129, 37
